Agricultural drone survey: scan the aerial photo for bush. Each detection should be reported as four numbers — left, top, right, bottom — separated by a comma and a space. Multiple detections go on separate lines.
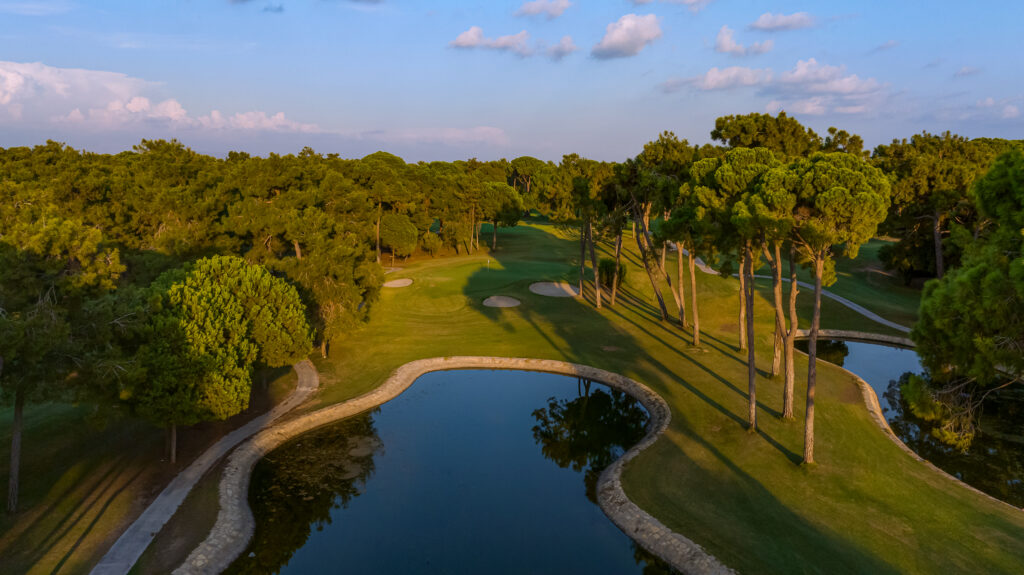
598, 257, 626, 289
421, 232, 443, 257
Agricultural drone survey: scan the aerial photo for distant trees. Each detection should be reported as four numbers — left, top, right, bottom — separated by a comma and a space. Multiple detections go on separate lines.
873, 133, 1016, 282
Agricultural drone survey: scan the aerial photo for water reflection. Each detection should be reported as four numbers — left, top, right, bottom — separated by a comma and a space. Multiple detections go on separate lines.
227, 413, 382, 574
531, 379, 648, 503
228, 370, 678, 574
801, 340, 1024, 508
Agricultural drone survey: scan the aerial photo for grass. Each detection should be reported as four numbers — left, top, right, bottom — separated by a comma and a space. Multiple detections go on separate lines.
307, 222, 1021, 574
0, 369, 296, 575
2, 222, 1016, 574
770, 238, 923, 329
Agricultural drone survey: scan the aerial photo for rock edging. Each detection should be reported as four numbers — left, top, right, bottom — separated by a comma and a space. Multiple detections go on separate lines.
91, 360, 320, 575
845, 361, 1023, 513
175, 357, 735, 575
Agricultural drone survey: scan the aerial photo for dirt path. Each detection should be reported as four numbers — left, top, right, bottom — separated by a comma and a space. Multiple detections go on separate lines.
89, 360, 319, 575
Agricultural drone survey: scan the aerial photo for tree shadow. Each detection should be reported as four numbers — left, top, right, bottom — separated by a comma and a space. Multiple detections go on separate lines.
461, 223, 789, 455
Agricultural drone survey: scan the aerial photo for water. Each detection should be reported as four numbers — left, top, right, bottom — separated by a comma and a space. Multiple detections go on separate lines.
798, 340, 1024, 508
228, 370, 676, 575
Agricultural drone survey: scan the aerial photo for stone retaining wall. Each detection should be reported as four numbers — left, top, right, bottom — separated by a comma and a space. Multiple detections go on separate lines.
175, 357, 735, 575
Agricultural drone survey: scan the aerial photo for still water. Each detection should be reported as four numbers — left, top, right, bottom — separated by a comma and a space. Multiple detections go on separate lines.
801, 340, 1024, 508
228, 370, 675, 575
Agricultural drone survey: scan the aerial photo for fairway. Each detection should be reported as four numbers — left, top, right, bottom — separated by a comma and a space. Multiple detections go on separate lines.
299, 221, 1023, 574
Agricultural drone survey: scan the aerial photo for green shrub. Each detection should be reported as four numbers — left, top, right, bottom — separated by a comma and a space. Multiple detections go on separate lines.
598, 257, 626, 288
421, 232, 443, 257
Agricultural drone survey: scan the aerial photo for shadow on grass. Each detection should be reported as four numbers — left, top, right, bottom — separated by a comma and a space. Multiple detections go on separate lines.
462, 224, 790, 456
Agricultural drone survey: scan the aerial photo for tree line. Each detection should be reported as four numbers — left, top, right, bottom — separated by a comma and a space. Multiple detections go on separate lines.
1, 113, 1020, 514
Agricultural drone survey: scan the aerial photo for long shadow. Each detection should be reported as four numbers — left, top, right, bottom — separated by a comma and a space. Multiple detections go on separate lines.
463, 223, 791, 455
662, 414, 901, 574
50, 466, 146, 575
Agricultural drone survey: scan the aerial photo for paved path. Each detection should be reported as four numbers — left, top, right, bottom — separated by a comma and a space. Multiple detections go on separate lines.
90, 360, 320, 575
680, 248, 911, 333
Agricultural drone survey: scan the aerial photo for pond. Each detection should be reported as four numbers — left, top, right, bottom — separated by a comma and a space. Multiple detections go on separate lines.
798, 340, 1024, 508
227, 370, 677, 574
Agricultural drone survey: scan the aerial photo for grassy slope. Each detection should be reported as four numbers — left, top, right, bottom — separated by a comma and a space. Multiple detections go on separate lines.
308, 223, 1020, 574
1, 224, 1006, 575
0, 371, 295, 575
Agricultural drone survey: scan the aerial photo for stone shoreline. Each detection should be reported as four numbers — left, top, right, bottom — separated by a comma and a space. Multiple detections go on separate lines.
175, 357, 736, 575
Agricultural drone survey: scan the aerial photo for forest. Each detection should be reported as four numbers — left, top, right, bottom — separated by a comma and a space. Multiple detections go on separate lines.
1, 112, 1021, 517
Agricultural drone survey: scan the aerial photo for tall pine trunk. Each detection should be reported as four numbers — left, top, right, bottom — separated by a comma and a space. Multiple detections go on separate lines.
611, 233, 622, 306
578, 219, 587, 298
689, 248, 700, 346
169, 423, 178, 465
7, 388, 24, 514
744, 242, 757, 431
676, 243, 688, 328
803, 255, 825, 464
766, 242, 784, 378
375, 203, 382, 264
637, 205, 682, 328
783, 245, 799, 419
631, 207, 669, 321
588, 221, 602, 309
738, 249, 747, 350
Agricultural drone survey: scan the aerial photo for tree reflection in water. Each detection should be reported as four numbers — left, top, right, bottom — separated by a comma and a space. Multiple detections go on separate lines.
531, 379, 679, 574
884, 374, 1024, 508
226, 412, 382, 575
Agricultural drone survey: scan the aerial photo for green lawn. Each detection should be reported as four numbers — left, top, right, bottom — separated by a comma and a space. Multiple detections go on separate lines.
3, 222, 1018, 574
769, 238, 923, 329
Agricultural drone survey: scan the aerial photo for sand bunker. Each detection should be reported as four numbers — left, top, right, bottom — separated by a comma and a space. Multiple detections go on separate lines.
529, 282, 580, 298
483, 296, 521, 308
383, 278, 413, 288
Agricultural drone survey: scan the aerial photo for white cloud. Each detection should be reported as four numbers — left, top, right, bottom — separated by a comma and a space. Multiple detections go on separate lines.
790, 97, 827, 115
631, 0, 712, 12
1002, 105, 1020, 119
591, 14, 661, 60
0, 60, 321, 133
547, 36, 577, 61
664, 58, 886, 116
364, 126, 510, 147
954, 66, 980, 78
750, 12, 814, 31
978, 97, 996, 108
778, 58, 880, 95
515, 0, 571, 19
0, 1, 72, 16
870, 40, 899, 53
695, 66, 772, 90
714, 26, 773, 56
451, 26, 533, 57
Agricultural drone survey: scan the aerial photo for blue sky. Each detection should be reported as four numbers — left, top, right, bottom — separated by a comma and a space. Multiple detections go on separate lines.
0, 0, 1021, 161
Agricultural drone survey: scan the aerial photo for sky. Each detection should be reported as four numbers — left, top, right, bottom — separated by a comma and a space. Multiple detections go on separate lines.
0, 0, 1021, 162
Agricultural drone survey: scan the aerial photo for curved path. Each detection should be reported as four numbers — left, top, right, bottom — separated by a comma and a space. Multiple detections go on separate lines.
681, 249, 912, 333
90, 360, 320, 575
175, 357, 735, 575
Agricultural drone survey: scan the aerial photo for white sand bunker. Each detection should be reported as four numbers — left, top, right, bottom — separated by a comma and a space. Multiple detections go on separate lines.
383, 278, 413, 288
529, 282, 580, 298
483, 295, 521, 308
